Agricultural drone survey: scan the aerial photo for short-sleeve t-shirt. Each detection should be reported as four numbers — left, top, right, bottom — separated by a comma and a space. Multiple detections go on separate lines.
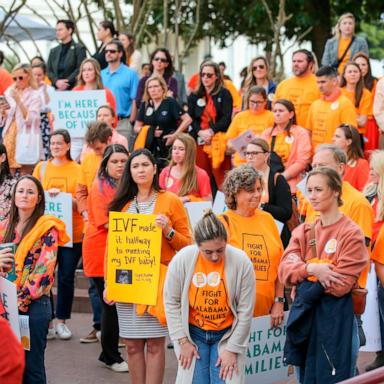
137, 97, 184, 135
189, 253, 234, 331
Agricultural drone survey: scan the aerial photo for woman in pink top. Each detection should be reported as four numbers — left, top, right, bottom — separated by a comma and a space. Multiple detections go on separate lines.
261, 99, 311, 194
332, 124, 369, 191
159, 133, 212, 203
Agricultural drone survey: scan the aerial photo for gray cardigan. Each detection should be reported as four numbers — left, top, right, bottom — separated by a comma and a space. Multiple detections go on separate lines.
321, 35, 369, 67
164, 244, 255, 384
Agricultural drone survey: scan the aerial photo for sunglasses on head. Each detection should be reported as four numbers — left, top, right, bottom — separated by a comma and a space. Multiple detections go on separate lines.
201, 72, 214, 79
105, 49, 118, 54
13, 75, 26, 81
153, 57, 168, 63
253, 65, 265, 70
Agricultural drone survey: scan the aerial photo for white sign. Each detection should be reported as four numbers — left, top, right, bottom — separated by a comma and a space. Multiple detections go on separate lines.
274, 220, 284, 235
212, 191, 227, 214
185, 201, 213, 228
245, 312, 290, 384
44, 192, 73, 247
0, 277, 21, 339
230, 129, 256, 159
296, 175, 308, 199
50, 90, 107, 138
361, 262, 382, 352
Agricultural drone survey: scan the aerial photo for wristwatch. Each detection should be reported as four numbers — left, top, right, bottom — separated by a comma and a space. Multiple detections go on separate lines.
274, 297, 285, 303
165, 228, 175, 241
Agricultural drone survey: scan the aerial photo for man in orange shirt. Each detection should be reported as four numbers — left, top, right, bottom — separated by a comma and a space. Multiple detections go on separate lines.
0, 51, 13, 96
274, 49, 320, 127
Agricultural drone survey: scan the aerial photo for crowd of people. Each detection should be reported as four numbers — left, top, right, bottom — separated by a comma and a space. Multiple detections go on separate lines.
0, 10, 384, 384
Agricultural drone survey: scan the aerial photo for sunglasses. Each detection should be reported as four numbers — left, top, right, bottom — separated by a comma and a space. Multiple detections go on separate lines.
153, 57, 168, 63
201, 73, 215, 79
12, 76, 26, 81
105, 49, 118, 54
253, 65, 265, 70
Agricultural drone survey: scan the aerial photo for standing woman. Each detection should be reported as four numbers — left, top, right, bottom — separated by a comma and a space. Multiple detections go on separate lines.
33, 130, 84, 340
0, 63, 41, 175
321, 12, 369, 73
332, 124, 369, 191
108, 148, 192, 384
188, 61, 233, 192
0, 175, 69, 383
242, 57, 276, 109
279, 168, 368, 382
226, 86, 274, 166
133, 75, 191, 170
340, 61, 372, 145
93, 21, 119, 70
261, 99, 311, 195
164, 211, 256, 384
159, 133, 212, 203
83, 144, 129, 372
0, 144, 17, 221
119, 32, 142, 74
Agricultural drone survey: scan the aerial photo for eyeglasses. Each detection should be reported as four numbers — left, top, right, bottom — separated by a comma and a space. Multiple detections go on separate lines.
105, 49, 118, 54
201, 72, 215, 79
153, 57, 168, 63
249, 100, 265, 105
12, 76, 26, 81
253, 65, 265, 70
245, 151, 266, 157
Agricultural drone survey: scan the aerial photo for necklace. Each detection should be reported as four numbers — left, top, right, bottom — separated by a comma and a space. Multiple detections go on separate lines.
134, 192, 158, 214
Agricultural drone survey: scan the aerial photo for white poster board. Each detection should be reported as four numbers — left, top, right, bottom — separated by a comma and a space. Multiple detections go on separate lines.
212, 191, 227, 215
360, 262, 382, 352
44, 192, 73, 247
184, 201, 213, 228
245, 312, 290, 384
50, 90, 107, 137
229, 129, 256, 159
0, 277, 21, 339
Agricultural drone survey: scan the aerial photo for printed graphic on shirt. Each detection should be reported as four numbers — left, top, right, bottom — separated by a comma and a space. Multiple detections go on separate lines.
312, 111, 328, 145
285, 88, 304, 106
45, 177, 69, 191
324, 238, 337, 254
242, 233, 270, 281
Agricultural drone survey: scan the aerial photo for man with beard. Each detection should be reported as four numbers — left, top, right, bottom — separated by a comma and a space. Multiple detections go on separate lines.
274, 49, 320, 127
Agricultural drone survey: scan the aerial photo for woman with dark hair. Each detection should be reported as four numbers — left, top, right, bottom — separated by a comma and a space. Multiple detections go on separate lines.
187, 61, 233, 191
261, 98, 311, 194
108, 148, 191, 384
0, 175, 69, 383
332, 124, 369, 191
33, 129, 84, 340
82, 144, 129, 372
119, 32, 142, 73
0, 143, 17, 221
93, 20, 119, 70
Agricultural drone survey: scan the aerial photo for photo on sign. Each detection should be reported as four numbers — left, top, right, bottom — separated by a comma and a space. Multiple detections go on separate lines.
116, 269, 133, 285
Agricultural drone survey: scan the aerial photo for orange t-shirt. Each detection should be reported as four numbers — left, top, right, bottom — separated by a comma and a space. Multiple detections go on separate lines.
338, 38, 352, 74
33, 160, 84, 243
78, 152, 102, 192
0, 67, 13, 96
344, 158, 370, 192
219, 209, 283, 317
189, 253, 234, 331
224, 79, 241, 110
372, 224, 384, 265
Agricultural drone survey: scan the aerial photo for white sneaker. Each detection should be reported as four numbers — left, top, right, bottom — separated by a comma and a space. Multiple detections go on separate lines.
108, 361, 129, 373
47, 327, 56, 340
56, 323, 72, 340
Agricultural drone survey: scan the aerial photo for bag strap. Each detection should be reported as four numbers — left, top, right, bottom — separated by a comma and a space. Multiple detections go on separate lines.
309, 222, 318, 259
39, 161, 47, 183
337, 36, 355, 68
271, 135, 277, 152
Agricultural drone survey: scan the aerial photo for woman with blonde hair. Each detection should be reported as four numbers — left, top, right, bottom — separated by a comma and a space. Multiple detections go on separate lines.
159, 132, 212, 203
321, 12, 369, 73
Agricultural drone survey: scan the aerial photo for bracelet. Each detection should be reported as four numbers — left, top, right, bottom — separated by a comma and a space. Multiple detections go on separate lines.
165, 228, 175, 241
178, 337, 189, 345
274, 297, 285, 303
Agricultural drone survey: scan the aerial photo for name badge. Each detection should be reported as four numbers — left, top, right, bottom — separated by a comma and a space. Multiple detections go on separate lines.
146, 107, 154, 116
197, 98, 206, 107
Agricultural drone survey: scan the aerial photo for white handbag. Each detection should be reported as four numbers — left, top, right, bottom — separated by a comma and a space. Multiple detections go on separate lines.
15, 128, 40, 165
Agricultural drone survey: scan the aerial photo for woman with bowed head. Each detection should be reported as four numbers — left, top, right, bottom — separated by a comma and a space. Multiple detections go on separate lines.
82, 144, 129, 372
119, 32, 142, 74
33, 129, 84, 340
0, 175, 69, 383
108, 148, 192, 383
261, 98, 311, 195
340, 61, 372, 145
164, 210, 255, 384
278, 168, 368, 382
332, 124, 369, 191
159, 133, 212, 203
0, 63, 41, 175
188, 61, 233, 192
245, 138, 292, 247
133, 75, 191, 171
93, 20, 119, 70
0, 144, 17, 222
226, 86, 274, 167
220, 165, 284, 322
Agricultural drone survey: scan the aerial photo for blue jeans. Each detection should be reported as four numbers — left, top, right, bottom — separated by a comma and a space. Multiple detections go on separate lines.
189, 324, 230, 384
55, 243, 82, 320
88, 278, 102, 330
377, 281, 384, 348
22, 295, 51, 384
350, 315, 359, 377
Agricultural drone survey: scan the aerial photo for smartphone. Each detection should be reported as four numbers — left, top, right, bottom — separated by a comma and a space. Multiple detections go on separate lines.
0, 243, 16, 282
0, 96, 10, 109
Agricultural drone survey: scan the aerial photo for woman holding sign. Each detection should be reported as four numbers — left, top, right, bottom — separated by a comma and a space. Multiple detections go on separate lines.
164, 210, 255, 383
108, 148, 191, 384
33, 129, 84, 340
0, 175, 69, 383
220, 165, 285, 324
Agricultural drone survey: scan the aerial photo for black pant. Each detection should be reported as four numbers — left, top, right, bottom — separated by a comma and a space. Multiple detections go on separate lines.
92, 277, 123, 365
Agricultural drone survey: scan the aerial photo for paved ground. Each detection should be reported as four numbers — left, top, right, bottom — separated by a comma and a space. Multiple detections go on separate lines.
46, 313, 376, 384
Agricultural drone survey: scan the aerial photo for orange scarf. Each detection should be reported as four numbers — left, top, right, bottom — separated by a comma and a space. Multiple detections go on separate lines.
203, 132, 227, 169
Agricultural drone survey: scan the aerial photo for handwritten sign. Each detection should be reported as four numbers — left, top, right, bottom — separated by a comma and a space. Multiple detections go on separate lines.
212, 191, 227, 214
245, 312, 290, 384
184, 201, 212, 228
44, 192, 73, 247
106, 212, 162, 305
0, 277, 20, 339
50, 90, 106, 137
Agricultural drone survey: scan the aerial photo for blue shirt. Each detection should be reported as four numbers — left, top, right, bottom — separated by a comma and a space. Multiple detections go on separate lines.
101, 63, 139, 117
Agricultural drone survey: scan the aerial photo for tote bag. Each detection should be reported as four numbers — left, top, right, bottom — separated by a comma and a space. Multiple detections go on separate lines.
15, 128, 40, 165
